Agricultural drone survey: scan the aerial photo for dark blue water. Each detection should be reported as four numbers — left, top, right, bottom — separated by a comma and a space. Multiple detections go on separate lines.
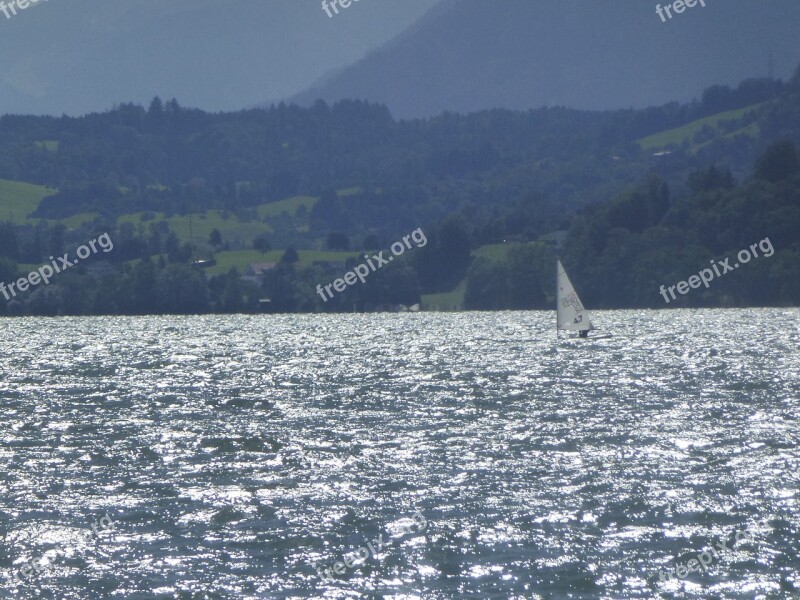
1, 310, 798, 598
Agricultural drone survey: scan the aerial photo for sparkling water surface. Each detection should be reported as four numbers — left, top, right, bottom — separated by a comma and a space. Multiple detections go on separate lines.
1, 310, 798, 599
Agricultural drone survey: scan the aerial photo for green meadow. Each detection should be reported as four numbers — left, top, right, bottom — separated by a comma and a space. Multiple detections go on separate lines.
0, 178, 57, 224
34, 140, 59, 152
422, 280, 467, 311
116, 196, 322, 246
118, 210, 271, 246
256, 195, 317, 219
637, 102, 767, 152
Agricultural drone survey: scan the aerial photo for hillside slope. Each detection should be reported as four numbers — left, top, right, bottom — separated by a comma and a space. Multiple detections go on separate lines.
291, 0, 800, 118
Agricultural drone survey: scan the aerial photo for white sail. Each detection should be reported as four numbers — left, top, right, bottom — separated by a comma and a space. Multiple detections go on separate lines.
557, 259, 593, 332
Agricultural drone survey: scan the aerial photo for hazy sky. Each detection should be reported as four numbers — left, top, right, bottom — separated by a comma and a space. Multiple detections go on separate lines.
1, 0, 796, 118
0, 0, 443, 115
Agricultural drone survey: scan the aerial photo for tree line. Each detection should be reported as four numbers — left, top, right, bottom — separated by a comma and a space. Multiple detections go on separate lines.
0, 64, 799, 315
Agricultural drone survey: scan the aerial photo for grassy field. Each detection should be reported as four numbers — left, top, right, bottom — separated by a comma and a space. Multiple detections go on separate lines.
693, 122, 761, 154
0, 178, 57, 223
1, 182, 393, 286
473, 242, 528, 261
0, 183, 331, 248
118, 210, 272, 246
336, 186, 362, 196
422, 279, 467, 311
116, 196, 323, 247
637, 102, 767, 151
62, 212, 100, 228
34, 140, 59, 152
256, 195, 317, 219
0, 177, 100, 228
160, 212, 269, 245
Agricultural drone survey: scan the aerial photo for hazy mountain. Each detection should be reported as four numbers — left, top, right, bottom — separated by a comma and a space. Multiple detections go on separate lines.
291, 0, 800, 118
0, 0, 440, 116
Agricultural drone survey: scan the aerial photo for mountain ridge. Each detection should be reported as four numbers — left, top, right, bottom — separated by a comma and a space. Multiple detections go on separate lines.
290, 0, 800, 118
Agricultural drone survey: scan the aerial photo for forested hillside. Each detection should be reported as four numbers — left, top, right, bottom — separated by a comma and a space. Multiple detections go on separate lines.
0, 67, 799, 315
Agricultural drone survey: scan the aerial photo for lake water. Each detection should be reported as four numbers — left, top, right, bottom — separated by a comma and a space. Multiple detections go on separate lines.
1, 310, 798, 599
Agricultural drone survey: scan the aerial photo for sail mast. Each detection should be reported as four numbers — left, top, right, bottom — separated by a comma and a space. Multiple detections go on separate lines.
555, 259, 560, 346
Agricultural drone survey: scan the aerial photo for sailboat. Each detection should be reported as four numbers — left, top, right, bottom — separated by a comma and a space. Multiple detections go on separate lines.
556, 259, 594, 340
